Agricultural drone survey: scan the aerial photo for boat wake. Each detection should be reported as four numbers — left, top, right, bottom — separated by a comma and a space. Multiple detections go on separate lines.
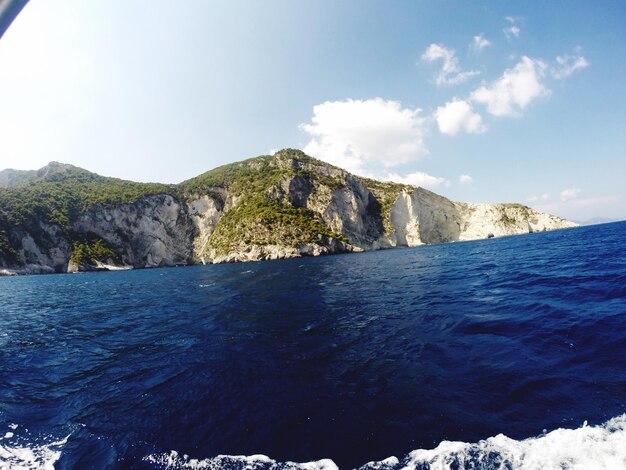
144, 452, 339, 469
2, 414, 625, 469
144, 414, 626, 469
0, 423, 67, 470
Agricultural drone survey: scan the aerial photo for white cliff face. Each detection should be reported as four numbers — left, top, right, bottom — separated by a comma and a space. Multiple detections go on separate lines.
390, 192, 423, 246
306, 174, 385, 249
388, 187, 577, 248
73, 194, 195, 268
187, 195, 224, 262
390, 188, 462, 246
526, 209, 579, 232
3, 193, 227, 273
12, 223, 71, 274
456, 202, 577, 240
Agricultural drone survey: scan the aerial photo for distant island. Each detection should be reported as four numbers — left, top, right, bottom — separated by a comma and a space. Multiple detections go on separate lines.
0, 149, 576, 275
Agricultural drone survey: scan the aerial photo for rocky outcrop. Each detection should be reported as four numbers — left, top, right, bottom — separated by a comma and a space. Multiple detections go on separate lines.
310, 174, 386, 249
388, 187, 577, 247
391, 188, 462, 245
456, 202, 577, 240
73, 194, 196, 268
188, 193, 225, 262
10, 222, 72, 274
208, 237, 354, 264
0, 150, 578, 274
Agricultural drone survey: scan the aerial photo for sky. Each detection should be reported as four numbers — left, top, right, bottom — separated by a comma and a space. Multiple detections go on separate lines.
0, 0, 624, 221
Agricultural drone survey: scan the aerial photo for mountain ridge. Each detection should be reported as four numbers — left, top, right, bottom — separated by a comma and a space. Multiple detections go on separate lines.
0, 149, 577, 275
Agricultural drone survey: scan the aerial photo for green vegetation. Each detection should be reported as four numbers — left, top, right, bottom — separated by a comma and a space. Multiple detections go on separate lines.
310, 173, 345, 190
180, 155, 275, 195
186, 149, 350, 257
502, 203, 529, 210
70, 237, 120, 266
0, 166, 175, 263
0, 229, 16, 264
500, 211, 518, 226
0, 167, 174, 229
500, 203, 532, 225
179, 149, 335, 196
208, 195, 347, 257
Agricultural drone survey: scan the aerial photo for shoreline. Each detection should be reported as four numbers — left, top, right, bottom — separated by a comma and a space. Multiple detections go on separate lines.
0, 223, 592, 278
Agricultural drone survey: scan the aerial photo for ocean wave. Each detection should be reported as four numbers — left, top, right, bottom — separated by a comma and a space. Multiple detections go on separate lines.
145, 414, 626, 470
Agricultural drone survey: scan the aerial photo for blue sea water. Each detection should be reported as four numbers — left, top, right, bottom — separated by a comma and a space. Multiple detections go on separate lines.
1, 222, 626, 469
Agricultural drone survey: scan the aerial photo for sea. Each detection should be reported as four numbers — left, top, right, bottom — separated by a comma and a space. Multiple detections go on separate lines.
1, 221, 625, 470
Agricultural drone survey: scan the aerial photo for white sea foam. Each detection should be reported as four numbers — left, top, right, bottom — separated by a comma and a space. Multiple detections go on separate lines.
144, 414, 626, 469
143, 450, 338, 469
0, 434, 67, 470
363, 413, 626, 470
360, 456, 400, 469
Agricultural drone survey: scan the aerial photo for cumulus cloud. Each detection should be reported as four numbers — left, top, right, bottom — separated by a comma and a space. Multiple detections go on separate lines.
386, 171, 449, 189
434, 99, 486, 135
552, 53, 590, 79
560, 188, 581, 201
470, 56, 549, 117
300, 98, 428, 177
471, 34, 491, 52
503, 16, 521, 39
459, 174, 474, 184
421, 43, 480, 86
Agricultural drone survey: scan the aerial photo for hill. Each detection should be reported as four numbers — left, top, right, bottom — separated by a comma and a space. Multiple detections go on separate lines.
0, 149, 577, 274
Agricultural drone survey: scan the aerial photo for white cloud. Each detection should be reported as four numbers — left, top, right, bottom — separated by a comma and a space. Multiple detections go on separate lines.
507, 26, 520, 38
470, 56, 549, 117
503, 16, 521, 39
421, 43, 480, 86
387, 171, 449, 189
300, 98, 428, 177
434, 99, 486, 135
527, 193, 550, 202
471, 34, 491, 52
552, 53, 590, 79
459, 174, 474, 184
561, 188, 581, 201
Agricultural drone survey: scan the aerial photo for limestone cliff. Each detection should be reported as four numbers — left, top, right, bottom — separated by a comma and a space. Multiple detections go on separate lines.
72, 194, 195, 268
0, 149, 577, 275
390, 187, 577, 247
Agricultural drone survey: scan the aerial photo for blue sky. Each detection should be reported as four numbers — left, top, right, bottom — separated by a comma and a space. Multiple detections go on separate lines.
0, 0, 624, 221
